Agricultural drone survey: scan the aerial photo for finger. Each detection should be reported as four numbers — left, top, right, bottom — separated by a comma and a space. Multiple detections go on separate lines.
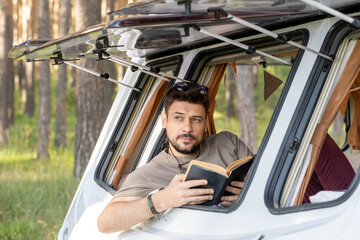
221, 195, 239, 202
183, 179, 208, 189
225, 186, 242, 195
187, 187, 214, 196
173, 174, 186, 182
219, 201, 233, 208
244, 173, 249, 181
230, 181, 245, 188
186, 195, 214, 205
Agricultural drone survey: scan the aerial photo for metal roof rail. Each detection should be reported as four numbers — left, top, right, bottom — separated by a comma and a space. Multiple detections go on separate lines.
185, 24, 292, 66
207, 8, 333, 61
300, 0, 360, 29
108, 54, 192, 83
64, 61, 141, 92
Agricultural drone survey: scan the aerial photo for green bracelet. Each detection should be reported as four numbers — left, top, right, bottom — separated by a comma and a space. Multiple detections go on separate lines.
147, 193, 160, 215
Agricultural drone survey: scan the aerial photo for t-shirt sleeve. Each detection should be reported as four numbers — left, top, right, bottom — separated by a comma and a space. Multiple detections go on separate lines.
113, 153, 176, 198
113, 169, 152, 198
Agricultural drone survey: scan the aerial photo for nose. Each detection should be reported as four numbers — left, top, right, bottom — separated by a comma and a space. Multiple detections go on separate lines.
182, 118, 192, 133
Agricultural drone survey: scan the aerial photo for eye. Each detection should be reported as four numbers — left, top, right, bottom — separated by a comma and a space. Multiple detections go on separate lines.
175, 116, 182, 120
192, 118, 201, 123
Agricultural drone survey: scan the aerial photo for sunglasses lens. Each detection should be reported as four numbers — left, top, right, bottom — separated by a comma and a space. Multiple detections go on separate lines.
196, 85, 208, 95
174, 82, 208, 95
175, 82, 188, 91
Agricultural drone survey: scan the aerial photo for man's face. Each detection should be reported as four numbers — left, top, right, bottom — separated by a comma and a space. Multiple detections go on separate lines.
161, 101, 206, 156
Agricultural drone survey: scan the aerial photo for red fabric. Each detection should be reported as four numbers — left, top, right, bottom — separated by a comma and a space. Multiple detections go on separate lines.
303, 134, 355, 203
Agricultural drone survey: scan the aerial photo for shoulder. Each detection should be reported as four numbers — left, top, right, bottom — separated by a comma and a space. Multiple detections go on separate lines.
132, 150, 168, 173
205, 131, 240, 143
205, 131, 253, 156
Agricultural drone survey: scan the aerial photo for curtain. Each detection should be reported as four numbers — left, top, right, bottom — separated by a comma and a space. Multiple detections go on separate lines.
294, 40, 360, 205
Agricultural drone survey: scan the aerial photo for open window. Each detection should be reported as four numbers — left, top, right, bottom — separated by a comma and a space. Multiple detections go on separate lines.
95, 27, 306, 201
95, 56, 182, 192
179, 30, 306, 211
275, 38, 360, 208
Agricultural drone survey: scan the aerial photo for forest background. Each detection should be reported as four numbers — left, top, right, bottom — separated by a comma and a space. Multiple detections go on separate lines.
0, 0, 346, 239
0, 0, 128, 239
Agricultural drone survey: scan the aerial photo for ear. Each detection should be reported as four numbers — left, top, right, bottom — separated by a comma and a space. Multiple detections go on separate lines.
204, 115, 209, 136
161, 111, 167, 128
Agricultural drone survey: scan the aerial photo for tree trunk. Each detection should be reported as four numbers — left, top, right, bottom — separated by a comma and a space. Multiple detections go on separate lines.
24, 62, 35, 117
74, 0, 104, 177
235, 65, 258, 153
103, 0, 116, 117
55, 0, 71, 147
103, 64, 116, 117
0, 0, 14, 144
226, 65, 237, 118
23, 0, 36, 118
7, 65, 14, 126
17, 61, 26, 103
37, 0, 51, 159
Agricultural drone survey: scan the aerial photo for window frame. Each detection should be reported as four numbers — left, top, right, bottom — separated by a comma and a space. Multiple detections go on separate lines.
265, 18, 360, 214
180, 29, 308, 213
94, 55, 183, 193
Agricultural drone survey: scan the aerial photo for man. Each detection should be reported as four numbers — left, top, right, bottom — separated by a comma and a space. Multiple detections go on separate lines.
97, 82, 252, 233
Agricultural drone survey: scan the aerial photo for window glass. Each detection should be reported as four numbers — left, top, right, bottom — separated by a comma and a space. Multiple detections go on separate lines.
279, 38, 360, 208
214, 64, 291, 152
95, 57, 181, 191
185, 38, 300, 211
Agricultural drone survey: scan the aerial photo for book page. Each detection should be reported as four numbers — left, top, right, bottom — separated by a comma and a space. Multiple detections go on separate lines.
185, 160, 227, 177
227, 156, 253, 172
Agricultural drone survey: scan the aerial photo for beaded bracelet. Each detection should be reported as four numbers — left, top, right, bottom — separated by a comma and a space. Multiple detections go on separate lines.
147, 193, 160, 215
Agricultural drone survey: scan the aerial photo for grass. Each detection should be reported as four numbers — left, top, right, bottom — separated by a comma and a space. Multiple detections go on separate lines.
0, 74, 79, 240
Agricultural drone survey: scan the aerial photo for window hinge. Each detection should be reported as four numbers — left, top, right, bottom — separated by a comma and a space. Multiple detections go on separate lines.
110, 141, 118, 152
289, 137, 299, 153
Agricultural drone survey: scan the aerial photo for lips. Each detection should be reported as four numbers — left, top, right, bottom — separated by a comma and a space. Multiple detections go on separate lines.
177, 134, 195, 140
180, 137, 192, 143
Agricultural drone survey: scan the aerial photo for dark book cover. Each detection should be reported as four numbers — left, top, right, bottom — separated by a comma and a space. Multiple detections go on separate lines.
185, 165, 229, 206
184, 156, 254, 206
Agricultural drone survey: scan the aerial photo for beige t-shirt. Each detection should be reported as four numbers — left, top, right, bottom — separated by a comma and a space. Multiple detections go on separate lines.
114, 131, 252, 198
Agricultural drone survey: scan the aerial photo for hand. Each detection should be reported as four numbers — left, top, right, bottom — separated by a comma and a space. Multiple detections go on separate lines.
220, 181, 245, 205
152, 174, 214, 211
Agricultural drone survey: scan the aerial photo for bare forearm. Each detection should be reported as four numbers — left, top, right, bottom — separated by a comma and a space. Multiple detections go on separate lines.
97, 197, 154, 233
97, 175, 213, 233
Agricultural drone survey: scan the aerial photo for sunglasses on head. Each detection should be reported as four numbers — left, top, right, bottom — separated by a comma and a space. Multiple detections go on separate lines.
174, 82, 208, 95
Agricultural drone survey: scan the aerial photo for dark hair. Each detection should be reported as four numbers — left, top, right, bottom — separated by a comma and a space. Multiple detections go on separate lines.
164, 84, 209, 115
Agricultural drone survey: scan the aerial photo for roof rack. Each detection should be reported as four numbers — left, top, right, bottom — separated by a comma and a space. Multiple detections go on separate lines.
108, 54, 191, 83
64, 61, 141, 92
208, 8, 333, 61
185, 24, 292, 66
300, 0, 360, 29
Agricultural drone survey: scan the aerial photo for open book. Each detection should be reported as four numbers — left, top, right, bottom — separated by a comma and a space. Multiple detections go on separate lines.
184, 156, 254, 206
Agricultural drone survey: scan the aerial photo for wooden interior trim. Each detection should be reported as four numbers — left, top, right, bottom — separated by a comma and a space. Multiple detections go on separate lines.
294, 40, 360, 205
111, 80, 169, 188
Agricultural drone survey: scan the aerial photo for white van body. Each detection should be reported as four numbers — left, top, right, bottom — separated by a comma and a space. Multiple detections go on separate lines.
9, 1, 360, 239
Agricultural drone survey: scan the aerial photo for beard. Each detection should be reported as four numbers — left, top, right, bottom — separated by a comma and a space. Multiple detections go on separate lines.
169, 133, 201, 155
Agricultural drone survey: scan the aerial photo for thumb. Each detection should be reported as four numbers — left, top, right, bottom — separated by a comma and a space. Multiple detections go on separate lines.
173, 174, 186, 182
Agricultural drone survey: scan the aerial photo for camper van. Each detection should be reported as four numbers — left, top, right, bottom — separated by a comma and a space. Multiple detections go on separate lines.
9, 0, 360, 239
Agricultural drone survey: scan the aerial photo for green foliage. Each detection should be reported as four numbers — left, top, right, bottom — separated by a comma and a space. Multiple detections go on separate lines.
0, 70, 79, 240
255, 66, 290, 143
214, 66, 291, 147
